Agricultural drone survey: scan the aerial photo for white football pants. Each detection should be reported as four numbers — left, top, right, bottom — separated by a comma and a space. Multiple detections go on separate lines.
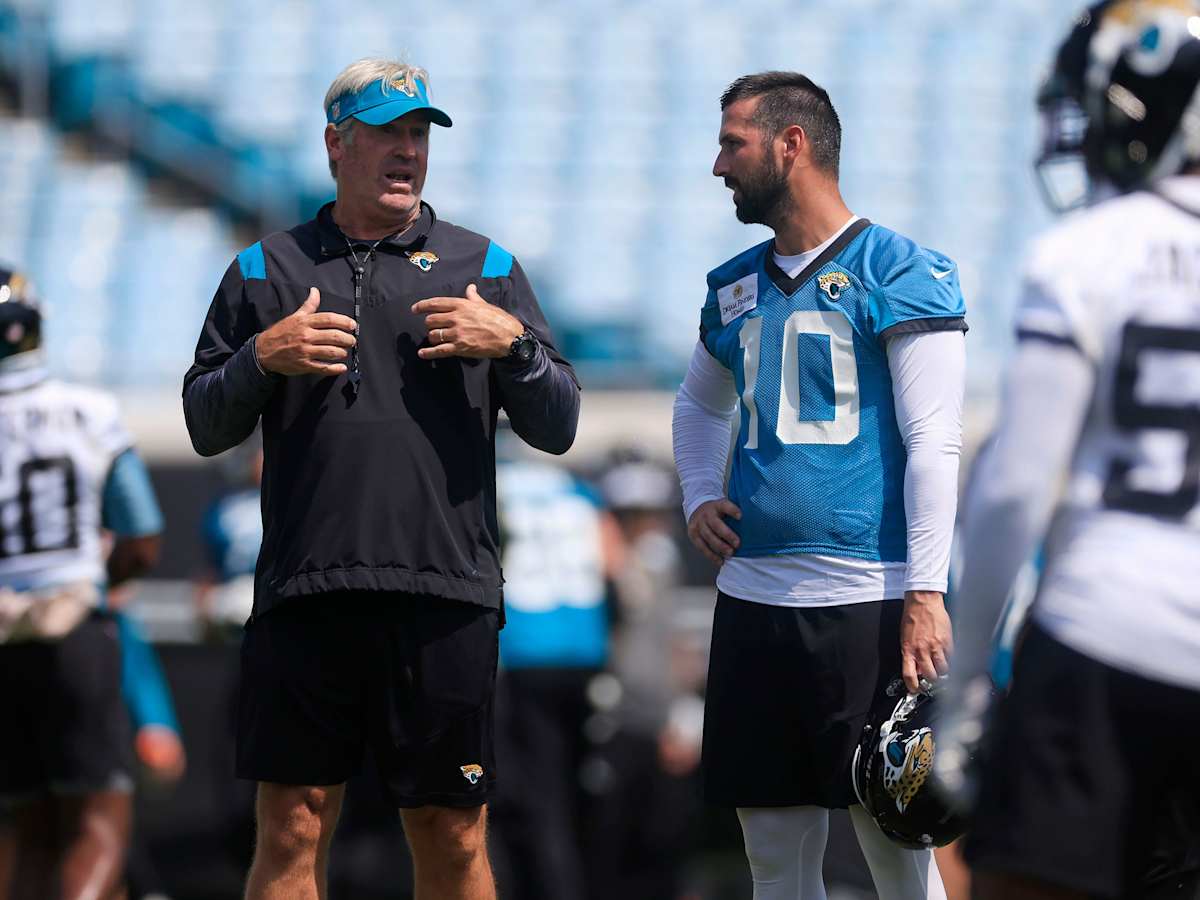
736, 806, 948, 900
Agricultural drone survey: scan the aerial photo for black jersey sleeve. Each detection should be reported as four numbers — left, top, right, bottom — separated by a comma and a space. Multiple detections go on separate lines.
490, 258, 581, 455
182, 257, 279, 457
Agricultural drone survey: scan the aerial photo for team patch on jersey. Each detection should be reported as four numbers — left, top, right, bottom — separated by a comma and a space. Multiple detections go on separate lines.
882, 727, 934, 814
460, 764, 484, 784
406, 250, 439, 272
818, 271, 851, 300
717, 273, 758, 325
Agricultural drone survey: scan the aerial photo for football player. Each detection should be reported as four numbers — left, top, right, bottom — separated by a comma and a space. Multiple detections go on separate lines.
0, 266, 163, 900
672, 72, 966, 899
942, 3, 1200, 898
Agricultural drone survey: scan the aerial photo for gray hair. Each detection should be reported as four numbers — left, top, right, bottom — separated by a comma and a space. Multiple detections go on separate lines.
324, 58, 432, 179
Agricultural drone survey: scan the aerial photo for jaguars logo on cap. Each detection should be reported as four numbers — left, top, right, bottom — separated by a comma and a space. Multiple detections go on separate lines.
391, 75, 418, 98
460, 764, 484, 785
406, 250, 439, 272
817, 271, 851, 300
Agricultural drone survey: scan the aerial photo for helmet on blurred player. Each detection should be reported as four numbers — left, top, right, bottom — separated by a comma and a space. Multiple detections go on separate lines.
851, 678, 967, 850
1036, 0, 1200, 212
0, 265, 42, 361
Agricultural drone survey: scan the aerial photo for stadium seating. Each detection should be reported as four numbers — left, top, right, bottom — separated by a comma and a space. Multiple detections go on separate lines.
0, 115, 237, 385
0, 0, 1084, 389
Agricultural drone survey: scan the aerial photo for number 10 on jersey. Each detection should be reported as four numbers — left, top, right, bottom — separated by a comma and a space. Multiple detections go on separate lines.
739, 310, 860, 449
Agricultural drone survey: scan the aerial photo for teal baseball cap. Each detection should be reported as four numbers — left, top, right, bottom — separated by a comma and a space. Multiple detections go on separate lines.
326, 74, 452, 128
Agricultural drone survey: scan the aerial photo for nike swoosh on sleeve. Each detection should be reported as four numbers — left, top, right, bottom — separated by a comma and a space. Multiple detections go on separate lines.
931, 267, 954, 280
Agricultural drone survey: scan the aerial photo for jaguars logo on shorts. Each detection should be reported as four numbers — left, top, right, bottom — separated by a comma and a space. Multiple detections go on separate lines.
881, 727, 934, 813
460, 763, 484, 785
406, 251, 439, 272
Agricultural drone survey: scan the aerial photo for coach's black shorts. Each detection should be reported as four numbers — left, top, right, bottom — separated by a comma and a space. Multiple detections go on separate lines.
702, 592, 902, 809
0, 611, 133, 798
966, 624, 1200, 898
237, 591, 499, 808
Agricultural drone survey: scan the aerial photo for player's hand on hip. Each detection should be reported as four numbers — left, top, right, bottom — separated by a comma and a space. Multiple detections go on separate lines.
686, 499, 742, 566
413, 284, 524, 360
900, 590, 953, 693
255, 287, 357, 377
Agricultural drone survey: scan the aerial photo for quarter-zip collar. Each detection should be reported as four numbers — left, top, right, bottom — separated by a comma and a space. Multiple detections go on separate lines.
316, 201, 436, 257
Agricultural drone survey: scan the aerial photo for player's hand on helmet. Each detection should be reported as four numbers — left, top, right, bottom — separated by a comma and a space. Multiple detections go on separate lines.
413, 284, 524, 360
900, 590, 953, 694
686, 498, 742, 565
256, 288, 357, 376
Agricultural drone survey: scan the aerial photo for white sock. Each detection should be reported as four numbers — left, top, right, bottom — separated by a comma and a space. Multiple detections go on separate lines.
847, 805, 947, 900
736, 806, 830, 900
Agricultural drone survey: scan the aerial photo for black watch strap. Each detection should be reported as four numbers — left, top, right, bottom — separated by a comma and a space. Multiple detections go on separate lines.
507, 328, 538, 363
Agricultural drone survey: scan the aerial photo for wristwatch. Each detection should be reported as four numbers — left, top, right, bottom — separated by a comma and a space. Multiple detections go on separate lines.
506, 328, 538, 364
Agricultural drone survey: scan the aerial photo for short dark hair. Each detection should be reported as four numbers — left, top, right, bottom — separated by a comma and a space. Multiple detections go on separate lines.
720, 71, 841, 178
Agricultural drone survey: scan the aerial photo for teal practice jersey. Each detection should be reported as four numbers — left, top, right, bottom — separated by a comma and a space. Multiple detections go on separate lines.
497, 461, 609, 669
700, 219, 966, 562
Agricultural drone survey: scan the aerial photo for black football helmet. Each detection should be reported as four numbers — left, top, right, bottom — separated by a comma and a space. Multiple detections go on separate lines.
1036, 0, 1200, 211
0, 266, 42, 361
851, 678, 967, 850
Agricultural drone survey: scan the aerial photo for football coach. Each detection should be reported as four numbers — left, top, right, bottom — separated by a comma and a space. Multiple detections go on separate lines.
182, 58, 580, 900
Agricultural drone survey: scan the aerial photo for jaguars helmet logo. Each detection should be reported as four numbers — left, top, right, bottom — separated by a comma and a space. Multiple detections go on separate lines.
460, 764, 484, 785
406, 250, 439, 272
880, 727, 934, 814
817, 271, 851, 300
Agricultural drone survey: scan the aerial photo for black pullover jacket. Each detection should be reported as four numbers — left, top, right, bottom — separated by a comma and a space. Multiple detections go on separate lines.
183, 202, 580, 617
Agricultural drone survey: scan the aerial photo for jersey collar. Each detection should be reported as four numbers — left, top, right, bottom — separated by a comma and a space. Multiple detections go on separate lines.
0, 350, 48, 394
316, 201, 436, 257
764, 218, 871, 296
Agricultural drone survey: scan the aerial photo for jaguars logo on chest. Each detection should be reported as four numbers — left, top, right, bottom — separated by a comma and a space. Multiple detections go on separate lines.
817, 271, 851, 300
406, 250, 439, 272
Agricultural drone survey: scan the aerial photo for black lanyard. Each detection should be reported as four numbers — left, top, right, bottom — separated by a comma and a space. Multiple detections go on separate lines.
341, 236, 386, 394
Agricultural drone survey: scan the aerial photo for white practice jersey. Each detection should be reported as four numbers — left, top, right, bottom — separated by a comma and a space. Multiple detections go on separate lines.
0, 375, 132, 592
1018, 176, 1200, 688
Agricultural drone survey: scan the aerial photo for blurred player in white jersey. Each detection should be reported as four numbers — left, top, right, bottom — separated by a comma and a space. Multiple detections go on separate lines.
0, 266, 163, 900
674, 72, 967, 900
941, 4, 1200, 898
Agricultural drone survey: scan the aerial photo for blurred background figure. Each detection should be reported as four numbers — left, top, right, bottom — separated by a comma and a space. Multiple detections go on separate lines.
491, 441, 707, 900
490, 440, 618, 900
590, 448, 708, 900
941, 3, 1200, 899
0, 265, 163, 899
113, 605, 187, 900
193, 433, 262, 642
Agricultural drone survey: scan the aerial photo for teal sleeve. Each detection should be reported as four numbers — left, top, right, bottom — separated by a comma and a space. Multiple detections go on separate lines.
868, 249, 968, 341
116, 610, 180, 733
699, 288, 724, 359
102, 449, 164, 537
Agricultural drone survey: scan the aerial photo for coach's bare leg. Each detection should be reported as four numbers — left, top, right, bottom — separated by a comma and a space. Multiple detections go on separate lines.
56, 792, 131, 900
245, 783, 344, 900
401, 805, 494, 900
973, 871, 1087, 900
